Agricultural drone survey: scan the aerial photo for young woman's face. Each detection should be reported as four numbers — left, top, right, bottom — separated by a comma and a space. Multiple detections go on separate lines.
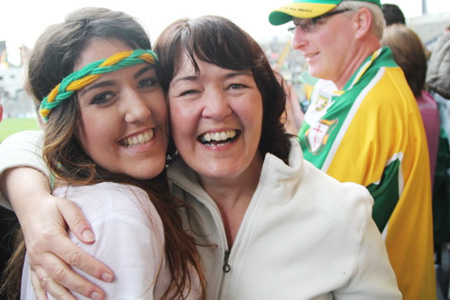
76, 39, 168, 180
168, 53, 263, 182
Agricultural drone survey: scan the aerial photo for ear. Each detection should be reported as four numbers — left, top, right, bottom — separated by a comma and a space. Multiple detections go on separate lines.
353, 7, 372, 39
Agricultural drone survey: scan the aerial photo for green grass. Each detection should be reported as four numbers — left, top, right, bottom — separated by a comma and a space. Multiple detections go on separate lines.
0, 118, 41, 142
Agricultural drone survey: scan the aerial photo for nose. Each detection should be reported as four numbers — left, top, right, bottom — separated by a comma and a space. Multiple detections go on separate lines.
123, 90, 151, 123
201, 88, 232, 120
291, 27, 308, 50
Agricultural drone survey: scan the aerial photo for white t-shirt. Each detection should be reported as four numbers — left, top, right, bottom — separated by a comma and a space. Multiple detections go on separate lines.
20, 182, 199, 300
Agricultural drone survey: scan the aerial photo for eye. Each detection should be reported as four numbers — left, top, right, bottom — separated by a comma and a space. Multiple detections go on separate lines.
228, 83, 248, 90
179, 89, 200, 96
302, 19, 316, 31
138, 77, 159, 89
90, 91, 115, 105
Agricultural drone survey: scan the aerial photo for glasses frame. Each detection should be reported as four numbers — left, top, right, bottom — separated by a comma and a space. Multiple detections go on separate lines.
288, 9, 353, 33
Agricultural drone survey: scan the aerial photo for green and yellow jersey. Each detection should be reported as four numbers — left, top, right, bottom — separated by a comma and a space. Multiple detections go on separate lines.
299, 47, 435, 300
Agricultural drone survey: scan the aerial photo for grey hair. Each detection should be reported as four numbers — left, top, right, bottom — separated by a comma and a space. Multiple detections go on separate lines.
338, 1, 386, 40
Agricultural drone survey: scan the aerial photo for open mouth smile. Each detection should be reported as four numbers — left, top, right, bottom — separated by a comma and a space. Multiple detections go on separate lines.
198, 130, 240, 146
119, 129, 154, 148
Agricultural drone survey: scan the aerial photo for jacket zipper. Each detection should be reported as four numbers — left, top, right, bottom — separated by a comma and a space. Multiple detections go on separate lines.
223, 249, 231, 273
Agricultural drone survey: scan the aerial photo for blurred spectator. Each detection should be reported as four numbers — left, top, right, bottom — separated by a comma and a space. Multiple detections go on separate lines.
382, 3, 406, 26
381, 24, 439, 185
426, 26, 450, 291
427, 26, 450, 142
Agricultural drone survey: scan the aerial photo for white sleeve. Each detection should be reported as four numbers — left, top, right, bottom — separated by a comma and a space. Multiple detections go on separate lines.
334, 191, 402, 300
57, 183, 168, 300
0, 130, 48, 209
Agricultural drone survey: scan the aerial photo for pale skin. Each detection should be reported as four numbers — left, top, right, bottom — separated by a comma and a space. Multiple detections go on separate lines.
291, 7, 381, 90
275, 71, 305, 135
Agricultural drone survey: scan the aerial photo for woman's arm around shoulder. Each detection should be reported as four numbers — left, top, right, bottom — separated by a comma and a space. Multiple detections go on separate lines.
0, 130, 47, 209
0, 131, 113, 299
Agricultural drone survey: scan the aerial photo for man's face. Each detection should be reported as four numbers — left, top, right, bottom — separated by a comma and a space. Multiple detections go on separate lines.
291, 9, 357, 88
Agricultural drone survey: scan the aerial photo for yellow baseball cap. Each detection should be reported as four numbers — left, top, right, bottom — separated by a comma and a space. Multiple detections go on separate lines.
269, 0, 382, 25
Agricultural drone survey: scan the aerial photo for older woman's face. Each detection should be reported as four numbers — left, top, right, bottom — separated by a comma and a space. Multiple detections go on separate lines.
168, 53, 263, 182
76, 39, 168, 180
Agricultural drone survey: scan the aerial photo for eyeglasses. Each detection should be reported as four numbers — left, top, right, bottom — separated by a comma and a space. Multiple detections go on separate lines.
288, 9, 353, 33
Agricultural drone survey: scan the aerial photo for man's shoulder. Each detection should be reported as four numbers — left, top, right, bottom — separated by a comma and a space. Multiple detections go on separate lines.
356, 64, 413, 106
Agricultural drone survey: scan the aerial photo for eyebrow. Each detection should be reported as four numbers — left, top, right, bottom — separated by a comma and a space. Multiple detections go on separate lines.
171, 70, 252, 85
78, 65, 154, 96
225, 71, 252, 78
171, 75, 198, 85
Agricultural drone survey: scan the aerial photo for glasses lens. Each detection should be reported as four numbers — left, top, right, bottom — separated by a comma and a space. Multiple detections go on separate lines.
300, 19, 316, 32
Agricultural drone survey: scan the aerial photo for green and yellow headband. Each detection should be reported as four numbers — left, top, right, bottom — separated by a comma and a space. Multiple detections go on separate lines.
39, 49, 158, 121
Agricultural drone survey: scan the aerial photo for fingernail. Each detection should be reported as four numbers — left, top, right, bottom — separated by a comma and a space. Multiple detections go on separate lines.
90, 291, 102, 300
101, 272, 113, 282
82, 229, 95, 242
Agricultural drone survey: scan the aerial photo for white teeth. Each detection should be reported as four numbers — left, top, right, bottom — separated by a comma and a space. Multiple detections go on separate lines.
121, 129, 154, 147
200, 130, 237, 143
204, 133, 212, 142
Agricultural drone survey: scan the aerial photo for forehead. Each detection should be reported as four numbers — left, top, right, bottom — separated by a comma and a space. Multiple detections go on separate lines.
75, 39, 133, 72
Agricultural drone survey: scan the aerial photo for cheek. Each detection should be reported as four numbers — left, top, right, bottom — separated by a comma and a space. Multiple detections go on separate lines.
169, 101, 193, 133
78, 112, 112, 156
169, 100, 202, 151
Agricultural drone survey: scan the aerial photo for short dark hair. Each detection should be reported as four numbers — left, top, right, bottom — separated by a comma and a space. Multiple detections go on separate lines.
382, 3, 406, 26
155, 15, 292, 163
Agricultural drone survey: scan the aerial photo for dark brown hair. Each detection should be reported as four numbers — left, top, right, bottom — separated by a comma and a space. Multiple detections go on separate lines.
381, 24, 428, 97
1, 7, 205, 299
155, 15, 292, 163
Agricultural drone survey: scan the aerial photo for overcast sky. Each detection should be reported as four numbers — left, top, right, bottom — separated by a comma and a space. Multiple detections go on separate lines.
1, 0, 449, 65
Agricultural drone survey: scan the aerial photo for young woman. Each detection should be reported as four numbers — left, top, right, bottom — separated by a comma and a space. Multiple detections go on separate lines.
0, 7, 204, 300
0, 15, 400, 300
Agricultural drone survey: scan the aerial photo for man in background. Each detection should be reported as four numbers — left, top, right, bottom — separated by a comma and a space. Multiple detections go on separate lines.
269, 0, 435, 299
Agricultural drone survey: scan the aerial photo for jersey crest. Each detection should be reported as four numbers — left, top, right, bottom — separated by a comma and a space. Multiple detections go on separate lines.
304, 119, 338, 155
314, 94, 331, 112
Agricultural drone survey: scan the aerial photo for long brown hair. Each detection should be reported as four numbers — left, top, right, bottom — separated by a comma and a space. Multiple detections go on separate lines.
1, 7, 205, 299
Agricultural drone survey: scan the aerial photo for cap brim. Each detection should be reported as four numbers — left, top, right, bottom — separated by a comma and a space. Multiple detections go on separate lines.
269, 3, 337, 25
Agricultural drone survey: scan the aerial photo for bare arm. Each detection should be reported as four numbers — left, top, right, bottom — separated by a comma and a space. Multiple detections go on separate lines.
273, 71, 304, 135
0, 132, 114, 299
283, 81, 304, 135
